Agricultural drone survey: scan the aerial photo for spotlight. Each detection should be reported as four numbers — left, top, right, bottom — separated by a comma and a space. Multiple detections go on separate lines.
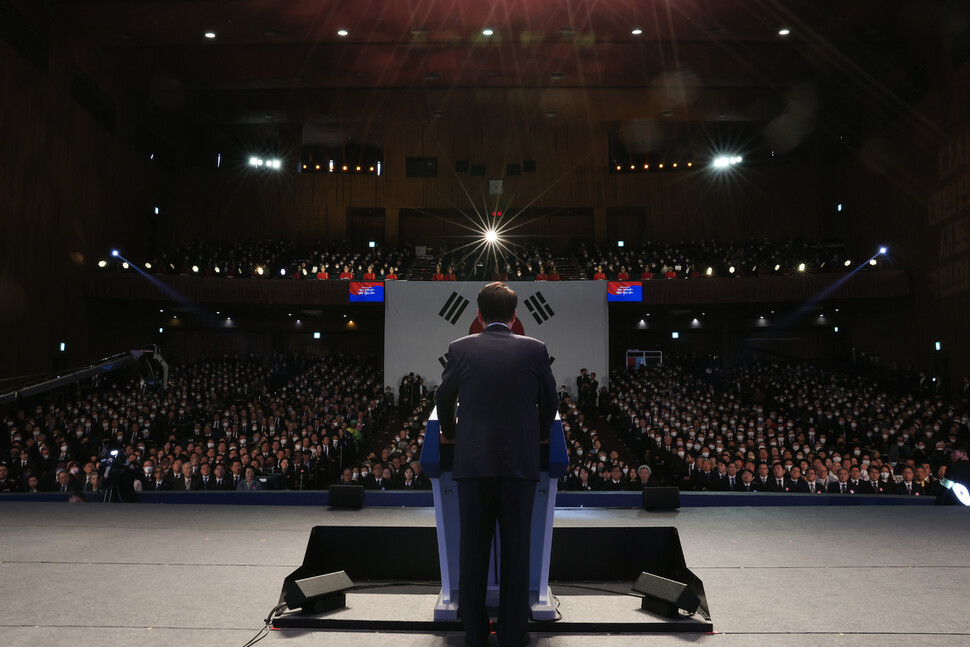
121, 262, 129, 269
369, 241, 376, 248
280, 268, 287, 276
270, 159, 281, 169
774, 264, 781, 271
482, 29, 494, 36
728, 266, 735, 274
869, 259, 877, 266
671, 332, 680, 339
144, 262, 152, 269
879, 246, 887, 254
778, 28, 791, 36
844, 260, 851, 267
98, 260, 107, 268
111, 250, 119, 257
798, 263, 806, 272
713, 157, 730, 169
214, 266, 220, 273
484, 229, 499, 244
632, 28, 642, 35
158, 327, 163, 333
705, 267, 713, 276
256, 266, 264, 275
618, 240, 625, 248
192, 265, 199, 273
204, 32, 216, 39
249, 157, 259, 166
337, 29, 349, 37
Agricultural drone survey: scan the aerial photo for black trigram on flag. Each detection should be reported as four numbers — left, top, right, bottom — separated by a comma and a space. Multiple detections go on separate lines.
438, 292, 470, 325
524, 291, 555, 325
438, 352, 450, 368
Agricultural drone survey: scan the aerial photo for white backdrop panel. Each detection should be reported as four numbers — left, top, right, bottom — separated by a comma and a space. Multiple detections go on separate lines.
384, 281, 608, 396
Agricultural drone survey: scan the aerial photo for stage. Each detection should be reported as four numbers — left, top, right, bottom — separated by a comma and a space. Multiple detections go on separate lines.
0, 502, 968, 646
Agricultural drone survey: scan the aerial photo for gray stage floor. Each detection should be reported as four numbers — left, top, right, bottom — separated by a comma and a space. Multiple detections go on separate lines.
1, 502, 969, 646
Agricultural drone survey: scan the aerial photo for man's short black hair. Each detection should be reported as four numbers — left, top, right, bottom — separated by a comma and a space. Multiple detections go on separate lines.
477, 282, 517, 324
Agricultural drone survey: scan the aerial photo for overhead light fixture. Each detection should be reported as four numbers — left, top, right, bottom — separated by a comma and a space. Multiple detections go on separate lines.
869, 259, 877, 266
482, 29, 494, 36
98, 260, 107, 268
204, 32, 216, 39
778, 28, 791, 36
337, 29, 349, 37
879, 246, 887, 254
798, 263, 806, 272
632, 28, 643, 35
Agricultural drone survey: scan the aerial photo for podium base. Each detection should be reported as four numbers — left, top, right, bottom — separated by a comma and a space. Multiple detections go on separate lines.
530, 586, 557, 621
433, 590, 459, 621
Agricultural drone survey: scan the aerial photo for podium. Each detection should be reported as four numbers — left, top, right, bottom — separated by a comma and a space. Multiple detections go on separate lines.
422, 407, 569, 622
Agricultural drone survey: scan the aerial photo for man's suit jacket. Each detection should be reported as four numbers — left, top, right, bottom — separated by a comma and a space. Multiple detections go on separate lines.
436, 324, 558, 480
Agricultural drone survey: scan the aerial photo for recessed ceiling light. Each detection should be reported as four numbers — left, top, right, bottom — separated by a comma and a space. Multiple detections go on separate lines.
631, 28, 643, 35
778, 28, 790, 36
482, 29, 494, 36
411, 27, 432, 35
204, 32, 216, 39
543, 109, 558, 117
556, 27, 577, 35
337, 29, 349, 37
549, 72, 567, 80
424, 72, 442, 80
432, 110, 445, 118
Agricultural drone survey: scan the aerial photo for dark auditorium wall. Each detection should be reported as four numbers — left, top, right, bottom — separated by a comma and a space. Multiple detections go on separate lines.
171, 111, 828, 248
835, 35, 970, 381
0, 1, 172, 380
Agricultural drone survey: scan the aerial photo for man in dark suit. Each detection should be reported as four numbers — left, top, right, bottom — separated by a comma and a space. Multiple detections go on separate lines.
436, 282, 558, 647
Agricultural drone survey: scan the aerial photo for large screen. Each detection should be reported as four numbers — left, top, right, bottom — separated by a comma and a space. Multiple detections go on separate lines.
607, 281, 642, 302
349, 281, 384, 302
384, 281, 608, 397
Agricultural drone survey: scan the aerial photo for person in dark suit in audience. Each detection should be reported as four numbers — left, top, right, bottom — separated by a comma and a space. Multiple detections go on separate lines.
827, 468, 853, 493
804, 468, 824, 494
788, 466, 810, 493
737, 468, 756, 491
753, 463, 771, 491
436, 282, 557, 647
598, 464, 627, 490
847, 466, 869, 493
894, 466, 919, 495
767, 463, 791, 492
237, 465, 262, 490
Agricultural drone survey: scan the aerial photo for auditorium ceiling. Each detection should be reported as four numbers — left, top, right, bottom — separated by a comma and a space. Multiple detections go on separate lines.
47, 0, 958, 126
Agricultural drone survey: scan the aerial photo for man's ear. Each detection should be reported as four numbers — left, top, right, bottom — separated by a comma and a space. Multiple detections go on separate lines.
509, 311, 517, 326
477, 309, 485, 327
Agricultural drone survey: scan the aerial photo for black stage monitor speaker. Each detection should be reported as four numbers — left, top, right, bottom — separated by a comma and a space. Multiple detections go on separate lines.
285, 570, 354, 614
642, 486, 680, 510
329, 484, 364, 509
632, 571, 700, 618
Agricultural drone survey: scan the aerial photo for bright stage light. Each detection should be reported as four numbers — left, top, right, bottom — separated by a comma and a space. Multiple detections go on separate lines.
280, 268, 286, 276
484, 229, 499, 244
798, 263, 806, 272
713, 157, 730, 168
844, 259, 852, 267
256, 266, 264, 275
98, 260, 107, 268
705, 267, 713, 276
144, 262, 152, 269
869, 259, 877, 266
214, 266, 220, 273
249, 157, 259, 167
121, 262, 129, 269
191, 265, 199, 273
111, 250, 119, 257
728, 266, 735, 274
879, 247, 887, 254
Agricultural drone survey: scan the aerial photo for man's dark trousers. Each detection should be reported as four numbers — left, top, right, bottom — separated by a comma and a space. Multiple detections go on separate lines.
458, 477, 536, 646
